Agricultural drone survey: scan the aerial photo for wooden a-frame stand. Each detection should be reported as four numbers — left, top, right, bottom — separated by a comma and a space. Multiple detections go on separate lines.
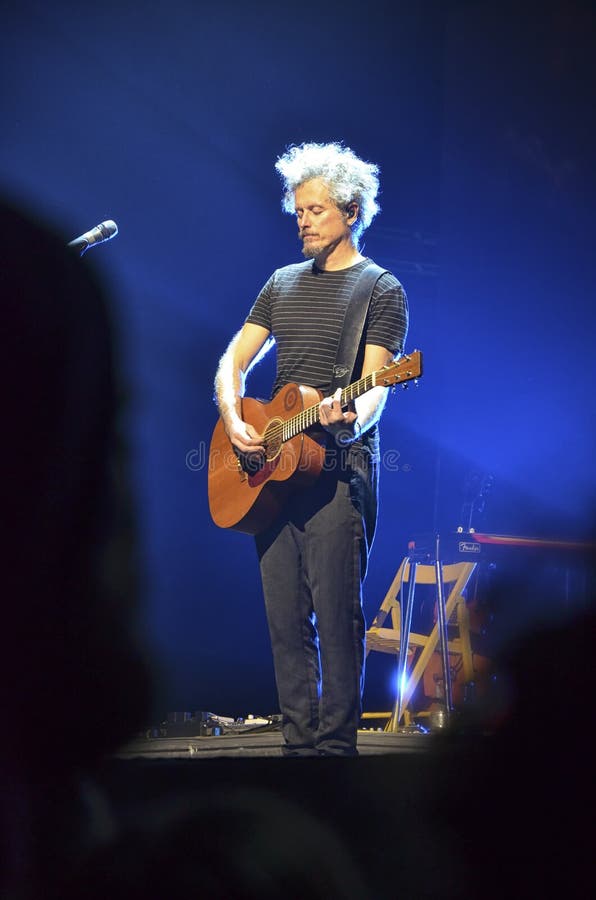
364, 546, 477, 732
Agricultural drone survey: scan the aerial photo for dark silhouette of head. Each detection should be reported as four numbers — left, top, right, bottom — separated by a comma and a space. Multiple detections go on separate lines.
0, 198, 151, 779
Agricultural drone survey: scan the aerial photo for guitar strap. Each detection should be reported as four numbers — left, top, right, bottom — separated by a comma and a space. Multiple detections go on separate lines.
329, 261, 388, 393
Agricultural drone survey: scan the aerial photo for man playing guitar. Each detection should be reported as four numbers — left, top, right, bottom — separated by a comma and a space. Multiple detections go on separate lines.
214, 142, 409, 757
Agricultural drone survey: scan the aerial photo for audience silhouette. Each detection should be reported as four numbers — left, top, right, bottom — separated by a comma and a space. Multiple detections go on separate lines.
0, 198, 152, 898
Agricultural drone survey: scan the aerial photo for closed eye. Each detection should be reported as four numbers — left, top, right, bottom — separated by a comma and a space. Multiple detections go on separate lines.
296, 206, 325, 217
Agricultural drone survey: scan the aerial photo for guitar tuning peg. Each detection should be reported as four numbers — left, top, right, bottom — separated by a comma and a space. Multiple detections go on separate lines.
401, 383, 409, 390
414, 379, 419, 387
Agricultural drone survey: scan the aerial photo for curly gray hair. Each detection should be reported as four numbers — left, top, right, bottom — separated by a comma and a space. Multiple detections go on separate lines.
274, 142, 380, 243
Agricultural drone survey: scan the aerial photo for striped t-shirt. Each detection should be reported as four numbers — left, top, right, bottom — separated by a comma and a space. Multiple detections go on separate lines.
246, 258, 408, 398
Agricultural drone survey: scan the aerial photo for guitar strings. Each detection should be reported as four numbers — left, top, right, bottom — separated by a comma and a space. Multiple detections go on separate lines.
264, 373, 377, 444
260, 355, 419, 446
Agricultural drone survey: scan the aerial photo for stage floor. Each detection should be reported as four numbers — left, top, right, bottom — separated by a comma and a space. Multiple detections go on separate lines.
116, 727, 431, 760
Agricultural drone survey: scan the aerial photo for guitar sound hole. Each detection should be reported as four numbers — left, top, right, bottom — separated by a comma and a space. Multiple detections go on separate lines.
263, 418, 283, 461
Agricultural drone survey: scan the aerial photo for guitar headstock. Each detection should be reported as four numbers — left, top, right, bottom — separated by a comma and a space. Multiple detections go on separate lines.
376, 350, 423, 388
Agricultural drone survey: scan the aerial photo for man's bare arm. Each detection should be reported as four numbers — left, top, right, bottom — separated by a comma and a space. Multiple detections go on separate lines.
214, 322, 272, 454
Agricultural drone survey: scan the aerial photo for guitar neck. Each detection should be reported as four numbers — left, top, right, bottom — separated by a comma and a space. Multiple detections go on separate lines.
283, 372, 377, 442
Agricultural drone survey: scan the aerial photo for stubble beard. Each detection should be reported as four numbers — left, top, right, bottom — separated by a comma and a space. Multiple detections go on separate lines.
301, 232, 345, 261
300, 234, 329, 259
302, 238, 335, 259
301, 242, 324, 259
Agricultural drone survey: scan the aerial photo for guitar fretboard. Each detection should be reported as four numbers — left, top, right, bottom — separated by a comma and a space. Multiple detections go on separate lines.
280, 372, 377, 442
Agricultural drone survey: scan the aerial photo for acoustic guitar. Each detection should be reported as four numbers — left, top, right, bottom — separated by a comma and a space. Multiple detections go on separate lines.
208, 350, 423, 535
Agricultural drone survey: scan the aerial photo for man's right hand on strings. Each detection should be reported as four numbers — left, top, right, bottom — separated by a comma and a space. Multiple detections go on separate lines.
224, 416, 265, 457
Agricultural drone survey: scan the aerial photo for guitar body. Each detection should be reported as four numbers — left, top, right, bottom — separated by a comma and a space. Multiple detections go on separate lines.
208, 382, 327, 535
208, 350, 423, 535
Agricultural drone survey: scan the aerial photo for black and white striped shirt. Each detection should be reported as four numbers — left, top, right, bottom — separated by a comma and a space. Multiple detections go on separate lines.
246, 258, 408, 398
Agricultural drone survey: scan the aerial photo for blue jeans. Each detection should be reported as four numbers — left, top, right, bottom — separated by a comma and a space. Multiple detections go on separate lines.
256, 438, 379, 756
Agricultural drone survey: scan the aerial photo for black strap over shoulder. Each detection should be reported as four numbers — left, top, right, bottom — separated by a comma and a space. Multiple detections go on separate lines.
329, 262, 388, 393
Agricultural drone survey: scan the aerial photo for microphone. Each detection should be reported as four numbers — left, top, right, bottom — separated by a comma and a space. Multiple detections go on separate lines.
68, 220, 118, 256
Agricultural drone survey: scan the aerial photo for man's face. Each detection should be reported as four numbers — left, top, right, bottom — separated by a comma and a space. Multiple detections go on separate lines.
294, 178, 351, 259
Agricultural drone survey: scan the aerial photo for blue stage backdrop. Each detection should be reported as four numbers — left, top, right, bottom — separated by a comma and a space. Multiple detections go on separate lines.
2, 0, 594, 719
